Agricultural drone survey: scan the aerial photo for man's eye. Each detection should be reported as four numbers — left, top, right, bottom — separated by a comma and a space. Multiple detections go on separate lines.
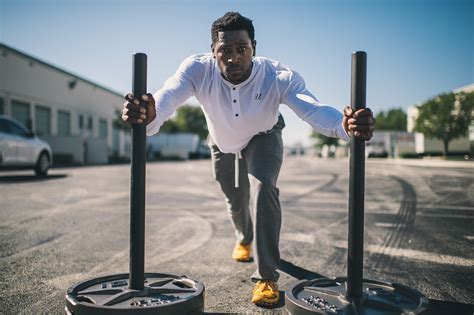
220, 48, 229, 53
239, 47, 247, 52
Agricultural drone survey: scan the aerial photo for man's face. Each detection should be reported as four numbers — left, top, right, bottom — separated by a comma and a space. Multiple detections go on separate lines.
212, 30, 256, 85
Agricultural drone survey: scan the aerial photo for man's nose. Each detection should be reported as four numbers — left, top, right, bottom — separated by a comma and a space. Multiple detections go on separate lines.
227, 52, 241, 64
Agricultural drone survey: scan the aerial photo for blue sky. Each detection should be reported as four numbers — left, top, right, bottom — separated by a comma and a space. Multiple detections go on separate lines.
1, 0, 472, 145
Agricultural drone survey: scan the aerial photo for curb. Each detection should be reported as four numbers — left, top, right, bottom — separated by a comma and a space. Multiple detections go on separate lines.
366, 158, 474, 169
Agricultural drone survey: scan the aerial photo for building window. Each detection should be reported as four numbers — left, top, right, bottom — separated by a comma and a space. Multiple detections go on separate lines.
35, 105, 51, 136
112, 127, 120, 155
79, 114, 84, 131
88, 116, 93, 131
99, 119, 108, 139
57, 110, 71, 136
11, 99, 31, 129
0, 97, 4, 115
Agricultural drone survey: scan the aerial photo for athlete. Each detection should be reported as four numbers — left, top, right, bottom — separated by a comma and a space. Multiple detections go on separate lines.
122, 12, 374, 306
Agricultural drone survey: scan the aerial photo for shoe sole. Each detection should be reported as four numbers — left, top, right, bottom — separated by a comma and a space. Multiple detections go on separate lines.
253, 297, 280, 306
233, 257, 251, 262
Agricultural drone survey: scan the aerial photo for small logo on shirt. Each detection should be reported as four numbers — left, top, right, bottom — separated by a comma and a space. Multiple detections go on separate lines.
255, 93, 262, 100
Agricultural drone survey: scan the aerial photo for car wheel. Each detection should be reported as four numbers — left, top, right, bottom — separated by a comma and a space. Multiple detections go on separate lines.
35, 152, 49, 176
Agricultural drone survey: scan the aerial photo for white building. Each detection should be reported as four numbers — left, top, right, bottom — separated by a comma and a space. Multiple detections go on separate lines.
0, 43, 130, 164
407, 83, 473, 155
147, 133, 201, 160
366, 131, 416, 158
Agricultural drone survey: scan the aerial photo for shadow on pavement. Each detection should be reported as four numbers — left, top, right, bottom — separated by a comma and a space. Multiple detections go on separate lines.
279, 259, 328, 280
202, 297, 474, 314
0, 174, 68, 184
425, 299, 474, 315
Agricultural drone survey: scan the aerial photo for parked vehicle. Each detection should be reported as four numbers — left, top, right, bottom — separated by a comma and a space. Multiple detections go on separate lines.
0, 115, 52, 176
147, 133, 210, 160
366, 141, 388, 158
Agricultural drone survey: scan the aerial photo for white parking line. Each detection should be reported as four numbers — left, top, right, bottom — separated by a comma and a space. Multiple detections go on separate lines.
416, 213, 474, 219
284, 199, 474, 213
281, 216, 349, 245
418, 204, 474, 211
286, 207, 473, 219
281, 232, 314, 244
374, 222, 402, 228
333, 241, 473, 267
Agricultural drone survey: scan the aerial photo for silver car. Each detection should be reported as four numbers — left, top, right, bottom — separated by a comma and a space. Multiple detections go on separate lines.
0, 115, 52, 176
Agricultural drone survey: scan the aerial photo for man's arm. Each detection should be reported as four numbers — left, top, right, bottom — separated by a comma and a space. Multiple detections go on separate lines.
122, 57, 197, 135
280, 71, 374, 141
280, 71, 350, 141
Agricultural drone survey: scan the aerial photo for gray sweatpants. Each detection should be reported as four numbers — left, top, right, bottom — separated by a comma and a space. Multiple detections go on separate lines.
210, 115, 285, 282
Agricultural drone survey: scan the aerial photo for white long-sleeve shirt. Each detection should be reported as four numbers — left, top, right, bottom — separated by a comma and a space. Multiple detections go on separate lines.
146, 53, 349, 154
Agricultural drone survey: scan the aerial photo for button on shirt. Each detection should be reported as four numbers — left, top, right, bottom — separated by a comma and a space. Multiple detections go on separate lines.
146, 53, 349, 154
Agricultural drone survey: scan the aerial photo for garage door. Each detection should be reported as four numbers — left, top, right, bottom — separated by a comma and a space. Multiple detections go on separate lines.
11, 99, 31, 129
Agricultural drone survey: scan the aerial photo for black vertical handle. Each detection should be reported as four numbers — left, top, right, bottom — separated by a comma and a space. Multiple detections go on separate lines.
129, 53, 147, 290
347, 51, 367, 299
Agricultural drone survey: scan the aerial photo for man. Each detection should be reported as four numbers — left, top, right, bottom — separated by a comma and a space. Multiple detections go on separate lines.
122, 12, 374, 306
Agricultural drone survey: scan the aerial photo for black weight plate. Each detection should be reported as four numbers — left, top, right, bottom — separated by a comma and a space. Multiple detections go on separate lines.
285, 277, 428, 315
65, 273, 204, 315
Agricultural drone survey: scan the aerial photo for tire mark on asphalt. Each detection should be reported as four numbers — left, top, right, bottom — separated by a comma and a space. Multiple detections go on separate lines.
25, 189, 130, 219
277, 171, 348, 280
427, 175, 474, 207
281, 215, 349, 277
24, 210, 214, 314
0, 233, 63, 259
206, 216, 350, 291
44, 209, 213, 291
281, 174, 341, 206
371, 175, 417, 271
17, 216, 44, 226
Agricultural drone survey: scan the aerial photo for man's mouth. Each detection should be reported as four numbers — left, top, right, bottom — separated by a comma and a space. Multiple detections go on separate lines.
227, 67, 243, 74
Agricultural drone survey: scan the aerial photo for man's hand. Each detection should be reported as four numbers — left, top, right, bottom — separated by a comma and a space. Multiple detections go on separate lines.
122, 93, 156, 125
342, 106, 375, 141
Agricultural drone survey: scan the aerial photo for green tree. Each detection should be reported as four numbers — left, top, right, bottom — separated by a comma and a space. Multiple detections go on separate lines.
174, 105, 208, 139
375, 108, 407, 131
310, 131, 340, 148
160, 119, 181, 133
414, 92, 473, 156
113, 105, 208, 140
113, 109, 129, 131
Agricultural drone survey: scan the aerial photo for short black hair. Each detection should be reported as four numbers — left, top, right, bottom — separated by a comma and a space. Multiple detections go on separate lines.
211, 12, 255, 45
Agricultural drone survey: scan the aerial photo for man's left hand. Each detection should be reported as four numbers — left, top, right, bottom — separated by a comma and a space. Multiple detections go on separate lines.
342, 106, 375, 141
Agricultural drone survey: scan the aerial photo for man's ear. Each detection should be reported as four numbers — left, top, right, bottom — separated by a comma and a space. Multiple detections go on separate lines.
211, 43, 215, 58
252, 40, 257, 57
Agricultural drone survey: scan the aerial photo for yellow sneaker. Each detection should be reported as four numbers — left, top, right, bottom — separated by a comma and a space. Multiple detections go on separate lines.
252, 280, 280, 306
232, 243, 252, 262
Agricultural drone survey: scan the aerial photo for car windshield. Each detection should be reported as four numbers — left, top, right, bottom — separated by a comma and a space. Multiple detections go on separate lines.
0, 118, 29, 137
0, 119, 9, 133
9, 121, 29, 137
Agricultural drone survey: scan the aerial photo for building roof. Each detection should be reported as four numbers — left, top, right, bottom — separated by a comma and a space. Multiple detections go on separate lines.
0, 42, 123, 97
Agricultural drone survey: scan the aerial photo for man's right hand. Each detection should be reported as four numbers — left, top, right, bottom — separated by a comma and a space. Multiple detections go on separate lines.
122, 93, 156, 125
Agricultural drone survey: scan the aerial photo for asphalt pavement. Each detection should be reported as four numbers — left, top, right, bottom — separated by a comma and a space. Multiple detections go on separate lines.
0, 156, 473, 314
